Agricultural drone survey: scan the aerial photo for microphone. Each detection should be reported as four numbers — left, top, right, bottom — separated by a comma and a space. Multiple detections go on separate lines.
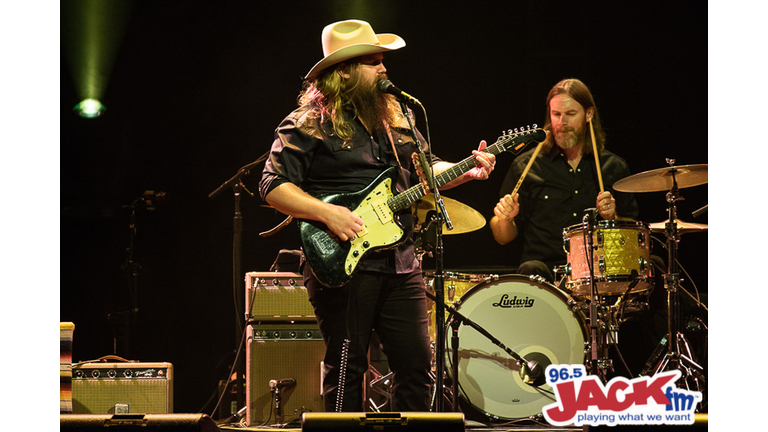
269, 377, 296, 391
519, 352, 551, 386
582, 207, 598, 224
378, 79, 422, 107
519, 360, 542, 386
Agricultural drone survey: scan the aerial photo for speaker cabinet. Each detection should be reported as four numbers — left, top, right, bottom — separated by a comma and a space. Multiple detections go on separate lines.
72, 362, 173, 414
60, 414, 220, 432
302, 412, 465, 432
246, 323, 325, 426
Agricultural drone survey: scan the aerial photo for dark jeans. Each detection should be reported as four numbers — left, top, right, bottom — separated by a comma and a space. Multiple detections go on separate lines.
304, 266, 432, 412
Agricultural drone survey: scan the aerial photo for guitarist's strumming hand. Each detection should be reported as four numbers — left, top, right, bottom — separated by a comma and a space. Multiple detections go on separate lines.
323, 204, 365, 242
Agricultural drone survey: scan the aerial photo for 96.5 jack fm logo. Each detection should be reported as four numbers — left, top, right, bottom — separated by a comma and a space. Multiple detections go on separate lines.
542, 364, 703, 427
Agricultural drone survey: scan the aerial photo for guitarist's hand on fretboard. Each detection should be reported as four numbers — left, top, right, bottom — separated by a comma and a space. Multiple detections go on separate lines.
439, 140, 496, 189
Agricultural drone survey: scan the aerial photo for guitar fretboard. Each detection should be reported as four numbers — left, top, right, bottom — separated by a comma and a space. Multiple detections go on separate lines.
388, 127, 544, 213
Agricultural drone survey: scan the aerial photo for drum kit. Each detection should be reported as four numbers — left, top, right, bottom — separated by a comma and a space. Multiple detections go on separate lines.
408, 161, 708, 423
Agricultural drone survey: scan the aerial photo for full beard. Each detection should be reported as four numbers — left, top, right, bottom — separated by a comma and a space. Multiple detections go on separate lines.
348, 75, 394, 135
554, 126, 583, 149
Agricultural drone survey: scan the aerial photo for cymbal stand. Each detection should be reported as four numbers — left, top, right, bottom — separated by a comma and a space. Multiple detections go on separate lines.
642, 165, 705, 394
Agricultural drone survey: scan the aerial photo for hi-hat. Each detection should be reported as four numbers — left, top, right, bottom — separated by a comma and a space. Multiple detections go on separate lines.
613, 164, 707, 193
649, 219, 708, 235
414, 195, 486, 235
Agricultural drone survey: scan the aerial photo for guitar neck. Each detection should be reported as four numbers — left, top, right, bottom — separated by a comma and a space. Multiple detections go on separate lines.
389, 128, 541, 213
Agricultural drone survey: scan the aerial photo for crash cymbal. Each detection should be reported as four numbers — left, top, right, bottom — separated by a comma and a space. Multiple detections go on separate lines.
414, 195, 486, 235
613, 164, 708, 193
649, 219, 708, 235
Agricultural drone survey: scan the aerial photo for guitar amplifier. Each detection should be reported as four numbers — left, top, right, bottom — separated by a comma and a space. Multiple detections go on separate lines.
72, 362, 173, 414
246, 323, 325, 426
245, 272, 315, 322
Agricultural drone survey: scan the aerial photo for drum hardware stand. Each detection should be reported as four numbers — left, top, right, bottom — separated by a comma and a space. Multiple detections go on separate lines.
581, 208, 613, 381
641, 162, 705, 395
367, 366, 394, 412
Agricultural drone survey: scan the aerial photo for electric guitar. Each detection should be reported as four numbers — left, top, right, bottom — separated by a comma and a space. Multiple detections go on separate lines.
299, 126, 546, 287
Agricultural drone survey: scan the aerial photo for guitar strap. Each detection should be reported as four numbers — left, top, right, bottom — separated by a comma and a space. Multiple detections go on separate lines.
383, 121, 403, 170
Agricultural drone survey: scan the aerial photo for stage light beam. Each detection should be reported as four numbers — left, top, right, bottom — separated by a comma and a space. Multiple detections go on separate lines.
63, 0, 134, 118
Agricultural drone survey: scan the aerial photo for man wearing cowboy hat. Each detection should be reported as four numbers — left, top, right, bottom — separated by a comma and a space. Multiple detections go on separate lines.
260, 19, 495, 412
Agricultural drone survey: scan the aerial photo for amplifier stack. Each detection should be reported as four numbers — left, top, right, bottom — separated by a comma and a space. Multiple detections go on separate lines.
244, 272, 324, 426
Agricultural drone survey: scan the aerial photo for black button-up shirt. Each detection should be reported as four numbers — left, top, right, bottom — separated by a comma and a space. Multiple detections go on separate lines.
499, 145, 638, 269
260, 103, 434, 274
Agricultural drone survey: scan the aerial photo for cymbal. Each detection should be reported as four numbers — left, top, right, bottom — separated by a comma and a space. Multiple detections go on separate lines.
649, 219, 708, 235
613, 164, 707, 193
414, 195, 486, 235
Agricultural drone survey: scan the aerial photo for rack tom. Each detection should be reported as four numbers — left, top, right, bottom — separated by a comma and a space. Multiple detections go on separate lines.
563, 220, 652, 296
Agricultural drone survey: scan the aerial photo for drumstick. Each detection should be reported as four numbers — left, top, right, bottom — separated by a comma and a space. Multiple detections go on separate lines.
589, 119, 604, 192
510, 141, 544, 198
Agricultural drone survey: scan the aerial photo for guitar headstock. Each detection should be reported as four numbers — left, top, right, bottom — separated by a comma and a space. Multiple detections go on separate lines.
500, 124, 539, 140
494, 124, 546, 155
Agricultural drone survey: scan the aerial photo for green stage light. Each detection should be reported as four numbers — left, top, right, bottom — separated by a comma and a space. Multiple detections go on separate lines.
74, 98, 106, 118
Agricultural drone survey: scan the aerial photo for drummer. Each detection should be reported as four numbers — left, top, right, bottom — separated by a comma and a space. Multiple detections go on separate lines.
490, 78, 638, 282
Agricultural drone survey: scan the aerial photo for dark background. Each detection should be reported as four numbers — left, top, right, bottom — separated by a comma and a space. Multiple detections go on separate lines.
60, 0, 708, 417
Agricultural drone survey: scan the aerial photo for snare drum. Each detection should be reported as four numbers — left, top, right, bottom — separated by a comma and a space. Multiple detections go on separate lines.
444, 275, 587, 421
563, 220, 652, 296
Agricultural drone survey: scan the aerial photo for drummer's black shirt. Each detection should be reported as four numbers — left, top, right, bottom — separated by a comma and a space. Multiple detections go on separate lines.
499, 145, 639, 269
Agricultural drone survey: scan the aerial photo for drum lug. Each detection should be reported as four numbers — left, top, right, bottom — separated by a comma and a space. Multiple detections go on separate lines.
639, 257, 648, 272
564, 263, 572, 277
596, 230, 604, 247
563, 235, 570, 253
638, 230, 646, 247
598, 257, 606, 274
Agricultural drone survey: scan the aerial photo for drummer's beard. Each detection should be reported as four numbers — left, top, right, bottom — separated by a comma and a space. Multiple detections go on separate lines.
554, 124, 584, 150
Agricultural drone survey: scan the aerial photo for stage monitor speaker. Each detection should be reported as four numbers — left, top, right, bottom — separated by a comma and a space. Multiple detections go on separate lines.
72, 362, 173, 414
60, 414, 220, 432
246, 323, 325, 426
302, 412, 465, 432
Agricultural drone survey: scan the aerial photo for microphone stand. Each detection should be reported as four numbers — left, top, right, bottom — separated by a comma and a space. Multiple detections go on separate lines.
209, 156, 267, 415
424, 292, 541, 396
399, 101, 452, 412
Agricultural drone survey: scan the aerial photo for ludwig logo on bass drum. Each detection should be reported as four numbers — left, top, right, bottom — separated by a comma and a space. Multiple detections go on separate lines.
492, 294, 535, 308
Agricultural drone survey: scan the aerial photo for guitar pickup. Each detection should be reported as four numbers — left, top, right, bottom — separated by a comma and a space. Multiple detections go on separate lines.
372, 202, 393, 224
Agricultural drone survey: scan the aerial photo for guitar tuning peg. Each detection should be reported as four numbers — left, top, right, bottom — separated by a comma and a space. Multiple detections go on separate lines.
532, 123, 538, 129
513, 128, 519, 133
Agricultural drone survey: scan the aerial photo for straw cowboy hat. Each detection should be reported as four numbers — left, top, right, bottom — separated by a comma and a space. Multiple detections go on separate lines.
305, 20, 406, 79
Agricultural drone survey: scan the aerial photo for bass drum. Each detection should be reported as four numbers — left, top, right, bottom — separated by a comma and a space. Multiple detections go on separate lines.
445, 275, 587, 421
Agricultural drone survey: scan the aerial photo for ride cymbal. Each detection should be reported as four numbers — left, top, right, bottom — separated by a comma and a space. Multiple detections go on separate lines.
613, 164, 708, 193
